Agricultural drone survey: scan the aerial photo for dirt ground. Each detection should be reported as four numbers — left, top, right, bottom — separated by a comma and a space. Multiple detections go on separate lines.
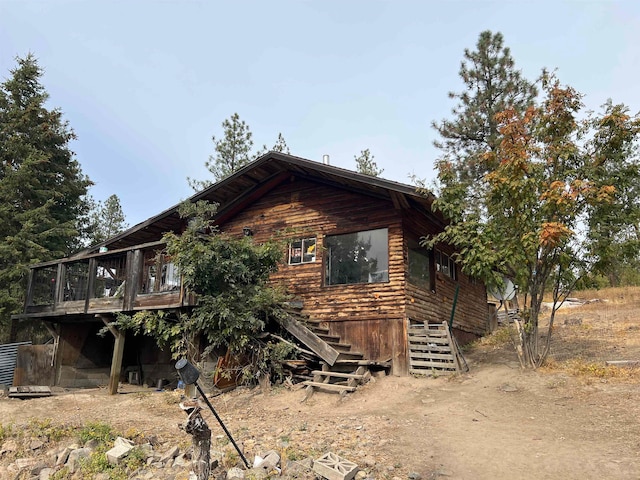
1, 289, 640, 479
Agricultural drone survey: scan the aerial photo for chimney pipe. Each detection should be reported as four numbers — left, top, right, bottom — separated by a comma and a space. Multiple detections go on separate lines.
322, 154, 330, 165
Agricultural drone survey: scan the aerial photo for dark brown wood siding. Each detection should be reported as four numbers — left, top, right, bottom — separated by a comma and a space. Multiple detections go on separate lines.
403, 211, 489, 337
218, 177, 408, 371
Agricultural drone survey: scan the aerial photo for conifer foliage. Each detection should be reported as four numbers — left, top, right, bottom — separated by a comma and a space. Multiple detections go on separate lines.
0, 55, 91, 339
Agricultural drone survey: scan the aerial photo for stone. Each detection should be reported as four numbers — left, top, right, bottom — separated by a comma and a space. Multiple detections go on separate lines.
160, 445, 180, 463
0, 439, 18, 454
39, 467, 54, 480
15, 457, 37, 470
408, 473, 422, 480
227, 466, 246, 479
355, 471, 368, 480
56, 447, 72, 466
114, 436, 135, 448
30, 461, 48, 475
84, 438, 99, 450
173, 453, 189, 467
30, 439, 45, 450
313, 453, 359, 480
67, 447, 91, 473
106, 442, 134, 465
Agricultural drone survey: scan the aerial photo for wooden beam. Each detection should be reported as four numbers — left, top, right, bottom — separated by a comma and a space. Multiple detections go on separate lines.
98, 314, 124, 395
276, 316, 339, 366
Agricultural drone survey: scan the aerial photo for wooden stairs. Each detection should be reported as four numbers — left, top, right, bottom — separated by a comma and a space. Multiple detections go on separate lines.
277, 309, 388, 398
408, 321, 468, 376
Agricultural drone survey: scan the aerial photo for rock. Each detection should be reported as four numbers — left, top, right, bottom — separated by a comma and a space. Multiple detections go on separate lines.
39, 467, 54, 480
106, 441, 134, 465
67, 447, 91, 473
408, 473, 422, 480
0, 439, 18, 454
84, 438, 100, 450
30, 439, 45, 450
499, 384, 518, 393
173, 453, 189, 467
30, 461, 48, 475
56, 447, 72, 466
363, 456, 376, 467
14, 457, 37, 470
160, 445, 180, 463
355, 471, 368, 480
227, 466, 246, 479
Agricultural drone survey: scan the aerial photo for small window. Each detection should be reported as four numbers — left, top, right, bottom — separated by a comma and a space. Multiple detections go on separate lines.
325, 228, 389, 285
289, 238, 316, 265
435, 250, 457, 281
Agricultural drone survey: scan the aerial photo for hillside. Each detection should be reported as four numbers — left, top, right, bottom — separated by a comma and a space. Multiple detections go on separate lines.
1, 287, 639, 479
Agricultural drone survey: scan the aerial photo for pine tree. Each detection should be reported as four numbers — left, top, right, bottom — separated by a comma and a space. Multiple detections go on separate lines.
0, 55, 91, 340
354, 149, 383, 177
86, 194, 129, 245
272, 133, 290, 154
188, 113, 255, 190
432, 30, 537, 208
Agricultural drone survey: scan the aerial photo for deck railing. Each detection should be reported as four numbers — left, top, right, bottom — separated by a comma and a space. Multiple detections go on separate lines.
23, 241, 193, 317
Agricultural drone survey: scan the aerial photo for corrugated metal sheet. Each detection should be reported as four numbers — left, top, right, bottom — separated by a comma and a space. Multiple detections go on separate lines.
0, 342, 32, 386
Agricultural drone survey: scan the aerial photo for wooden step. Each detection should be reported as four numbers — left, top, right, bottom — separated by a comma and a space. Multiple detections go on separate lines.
310, 326, 330, 335
333, 359, 391, 368
316, 333, 341, 343
311, 370, 364, 380
302, 381, 357, 392
326, 341, 352, 352
337, 351, 364, 361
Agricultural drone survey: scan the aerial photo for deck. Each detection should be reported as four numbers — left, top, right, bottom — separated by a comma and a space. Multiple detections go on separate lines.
18, 240, 196, 320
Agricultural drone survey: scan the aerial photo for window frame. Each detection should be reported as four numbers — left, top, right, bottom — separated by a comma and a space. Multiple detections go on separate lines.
408, 243, 435, 291
288, 237, 317, 265
324, 227, 389, 286
435, 249, 457, 281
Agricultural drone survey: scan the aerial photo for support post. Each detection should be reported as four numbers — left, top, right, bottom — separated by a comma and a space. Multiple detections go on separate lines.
181, 404, 211, 480
99, 315, 125, 395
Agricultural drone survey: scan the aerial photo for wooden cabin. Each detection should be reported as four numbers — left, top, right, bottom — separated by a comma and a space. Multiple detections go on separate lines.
15, 152, 489, 389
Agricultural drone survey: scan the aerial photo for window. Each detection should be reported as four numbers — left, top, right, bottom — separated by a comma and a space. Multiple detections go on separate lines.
289, 238, 316, 265
141, 250, 181, 293
325, 228, 389, 285
408, 247, 431, 286
435, 250, 457, 281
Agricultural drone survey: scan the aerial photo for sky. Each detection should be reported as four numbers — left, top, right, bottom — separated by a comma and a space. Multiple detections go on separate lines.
1, 1, 639, 227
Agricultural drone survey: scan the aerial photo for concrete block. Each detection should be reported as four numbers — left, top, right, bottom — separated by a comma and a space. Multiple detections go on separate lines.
106, 442, 134, 465
313, 452, 359, 480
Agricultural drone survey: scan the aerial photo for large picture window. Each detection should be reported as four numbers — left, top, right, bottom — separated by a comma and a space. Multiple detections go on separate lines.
325, 228, 389, 285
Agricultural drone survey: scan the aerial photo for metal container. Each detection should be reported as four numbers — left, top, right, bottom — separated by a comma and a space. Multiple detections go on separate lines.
175, 358, 200, 385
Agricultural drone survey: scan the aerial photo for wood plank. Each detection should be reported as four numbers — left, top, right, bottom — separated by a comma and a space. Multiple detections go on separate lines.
302, 381, 356, 392
409, 360, 457, 369
408, 352, 454, 361
310, 371, 364, 379
408, 344, 452, 353
444, 322, 461, 373
408, 336, 450, 345
277, 316, 339, 366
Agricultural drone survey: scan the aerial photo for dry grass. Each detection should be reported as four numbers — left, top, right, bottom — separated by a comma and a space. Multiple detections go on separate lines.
472, 287, 640, 383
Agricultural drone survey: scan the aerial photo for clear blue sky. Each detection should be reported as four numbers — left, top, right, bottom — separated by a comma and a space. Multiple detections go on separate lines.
1, 1, 639, 226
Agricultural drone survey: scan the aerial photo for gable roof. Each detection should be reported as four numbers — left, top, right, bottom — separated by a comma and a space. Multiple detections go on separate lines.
81, 151, 441, 255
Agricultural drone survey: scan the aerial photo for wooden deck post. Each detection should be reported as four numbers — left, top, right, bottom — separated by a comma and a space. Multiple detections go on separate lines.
98, 315, 125, 395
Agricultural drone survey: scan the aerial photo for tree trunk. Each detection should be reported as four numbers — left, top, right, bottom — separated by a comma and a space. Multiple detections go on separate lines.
182, 404, 211, 480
